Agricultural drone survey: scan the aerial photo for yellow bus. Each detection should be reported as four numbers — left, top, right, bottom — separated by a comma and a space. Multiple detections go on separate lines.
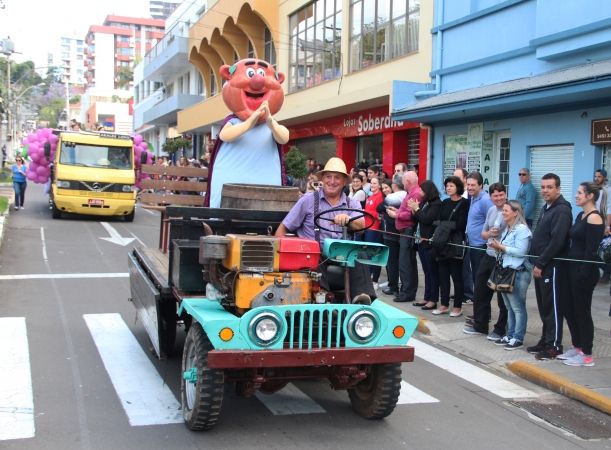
48, 131, 137, 221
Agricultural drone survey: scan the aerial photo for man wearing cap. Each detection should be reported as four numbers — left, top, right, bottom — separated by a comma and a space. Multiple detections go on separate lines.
276, 157, 376, 304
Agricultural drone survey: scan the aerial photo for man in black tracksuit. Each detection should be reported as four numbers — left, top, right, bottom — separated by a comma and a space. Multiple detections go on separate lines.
528, 173, 572, 360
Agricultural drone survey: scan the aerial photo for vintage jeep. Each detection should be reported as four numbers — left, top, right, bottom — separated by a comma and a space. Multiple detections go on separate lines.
129, 201, 418, 431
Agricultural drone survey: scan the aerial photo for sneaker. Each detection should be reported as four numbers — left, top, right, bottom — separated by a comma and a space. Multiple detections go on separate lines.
463, 326, 486, 336
535, 346, 562, 360
487, 331, 502, 341
20, 206, 24, 209
526, 342, 546, 354
557, 347, 581, 361
504, 339, 523, 350
494, 336, 510, 346
373, 282, 379, 291
563, 351, 595, 367
14, 206, 19, 210
381, 287, 397, 296
463, 298, 474, 305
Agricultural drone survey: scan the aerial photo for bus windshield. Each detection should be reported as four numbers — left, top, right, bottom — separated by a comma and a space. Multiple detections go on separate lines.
59, 142, 132, 169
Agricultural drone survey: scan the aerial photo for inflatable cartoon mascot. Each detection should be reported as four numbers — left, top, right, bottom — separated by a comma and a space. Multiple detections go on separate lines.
204, 59, 289, 208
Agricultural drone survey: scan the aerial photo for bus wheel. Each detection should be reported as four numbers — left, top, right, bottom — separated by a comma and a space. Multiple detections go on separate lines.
348, 363, 402, 420
181, 323, 224, 431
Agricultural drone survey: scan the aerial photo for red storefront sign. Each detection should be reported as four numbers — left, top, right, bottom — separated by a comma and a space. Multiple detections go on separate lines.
286, 105, 427, 179
289, 106, 419, 139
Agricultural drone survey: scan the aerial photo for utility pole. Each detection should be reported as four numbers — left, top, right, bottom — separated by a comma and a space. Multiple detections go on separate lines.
1, 37, 14, 159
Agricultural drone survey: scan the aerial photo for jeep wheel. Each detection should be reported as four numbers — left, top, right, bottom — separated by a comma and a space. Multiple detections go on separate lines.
181, 323, 224, 431
124, 209, 135, 222
348, 363, 402, 419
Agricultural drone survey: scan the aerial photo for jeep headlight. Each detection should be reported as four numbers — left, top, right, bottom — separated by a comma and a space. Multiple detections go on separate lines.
57, 180, 71, 188
249, 312, 281, 346
348, 311, 377, 342
122, 184, 134, 192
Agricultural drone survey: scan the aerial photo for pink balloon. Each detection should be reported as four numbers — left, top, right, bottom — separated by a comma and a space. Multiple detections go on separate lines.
134, 134, 143, 145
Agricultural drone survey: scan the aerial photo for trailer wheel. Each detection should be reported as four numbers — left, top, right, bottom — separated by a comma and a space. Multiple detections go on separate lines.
348, 363, 402, 420
181, 323, 224, 431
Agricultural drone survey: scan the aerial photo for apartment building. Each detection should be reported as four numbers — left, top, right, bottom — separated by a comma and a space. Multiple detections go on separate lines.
178, 0, 433, 178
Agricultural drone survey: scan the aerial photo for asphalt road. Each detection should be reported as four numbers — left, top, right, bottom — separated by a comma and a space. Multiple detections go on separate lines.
1, 184, 610, 450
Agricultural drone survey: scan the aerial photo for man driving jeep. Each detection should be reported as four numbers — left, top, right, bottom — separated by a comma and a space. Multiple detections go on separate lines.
275, 157, 377, 304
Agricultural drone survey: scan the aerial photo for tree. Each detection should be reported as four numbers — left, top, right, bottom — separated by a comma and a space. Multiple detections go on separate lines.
115, 67, 133, 89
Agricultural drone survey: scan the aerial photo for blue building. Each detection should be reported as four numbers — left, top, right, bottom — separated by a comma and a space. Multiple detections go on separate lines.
392, 0, 611, 220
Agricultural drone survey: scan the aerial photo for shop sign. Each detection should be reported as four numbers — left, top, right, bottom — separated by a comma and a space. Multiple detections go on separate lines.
466, 123, 483, 172
443, 134, 468, 179
592, 119, 611, 144
342, 113, 405, 136
480, 133, 494, 190
288, 106, 417, 140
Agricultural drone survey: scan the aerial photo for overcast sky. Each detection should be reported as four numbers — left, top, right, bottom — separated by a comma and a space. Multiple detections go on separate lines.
0, 0, 151, 67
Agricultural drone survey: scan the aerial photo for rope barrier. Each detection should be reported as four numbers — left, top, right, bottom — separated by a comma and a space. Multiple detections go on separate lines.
367, 227, 606, 266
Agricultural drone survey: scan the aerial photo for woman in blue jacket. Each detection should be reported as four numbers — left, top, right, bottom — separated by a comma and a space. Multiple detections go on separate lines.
488, 200, 532, 350
11, 155, 27, 210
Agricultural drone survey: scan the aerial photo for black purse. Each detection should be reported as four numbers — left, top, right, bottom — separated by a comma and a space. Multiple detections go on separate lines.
486, 230, 516, 292
431, 199, 465, 261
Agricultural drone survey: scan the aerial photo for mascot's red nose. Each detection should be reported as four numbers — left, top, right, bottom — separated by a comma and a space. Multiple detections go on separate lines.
249, 74, 265, 91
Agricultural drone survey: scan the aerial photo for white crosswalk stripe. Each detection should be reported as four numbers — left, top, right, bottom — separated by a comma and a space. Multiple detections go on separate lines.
255, 383, 326, 415
0, 317, 35, 440
83, 313, 183, 426
410, 338, 538, 399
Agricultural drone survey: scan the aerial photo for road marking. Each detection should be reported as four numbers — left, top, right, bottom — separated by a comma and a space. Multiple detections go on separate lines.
128, 231, 146, 247
40, 227, 48, 261
410, 338, 539, 399
398, 381, 440, 404
0, 273, 129, 280
0, 317, 35, 440
84, 313, 182, 426
255, 383, 326, 415
99, 222, 135, 246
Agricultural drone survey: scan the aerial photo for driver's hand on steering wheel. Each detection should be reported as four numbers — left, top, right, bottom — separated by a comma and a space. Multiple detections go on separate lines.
333, 213, 352, 227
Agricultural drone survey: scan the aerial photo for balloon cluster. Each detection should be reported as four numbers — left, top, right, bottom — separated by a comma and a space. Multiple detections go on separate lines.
133, 134, 154, 188
23, 128, 58, 184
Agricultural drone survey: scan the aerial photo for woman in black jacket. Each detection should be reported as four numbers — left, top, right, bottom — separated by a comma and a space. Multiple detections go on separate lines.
432, 176, 469, 317
408, 180, 442, 309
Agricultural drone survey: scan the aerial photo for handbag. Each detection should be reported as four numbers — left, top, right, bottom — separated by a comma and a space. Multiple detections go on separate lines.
598, 234, 611, 264
487, 231, 516, 292
487, 258, 517, 292
431, 199, 465, 261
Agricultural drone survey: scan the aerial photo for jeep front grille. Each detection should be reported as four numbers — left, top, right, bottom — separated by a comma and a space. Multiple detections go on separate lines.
240, 240, 274, 271
284, 309, 348, 349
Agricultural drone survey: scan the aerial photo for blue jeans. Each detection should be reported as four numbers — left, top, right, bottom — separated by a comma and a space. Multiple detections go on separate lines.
13, 181, 26, 207
501, 268, 532, 342
363, 229, 383, 282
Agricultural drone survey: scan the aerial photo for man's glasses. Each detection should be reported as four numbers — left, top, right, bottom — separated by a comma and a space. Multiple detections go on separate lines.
518, 173, 527, 176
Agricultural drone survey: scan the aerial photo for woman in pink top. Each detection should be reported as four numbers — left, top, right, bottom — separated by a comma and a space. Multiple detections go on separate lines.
363, 177, 385, 289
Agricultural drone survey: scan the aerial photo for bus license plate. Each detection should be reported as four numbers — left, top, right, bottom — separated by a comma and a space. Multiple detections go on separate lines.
88, 199, 104, 206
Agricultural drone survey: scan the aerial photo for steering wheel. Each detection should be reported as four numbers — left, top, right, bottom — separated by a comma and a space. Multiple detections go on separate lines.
313, 207, 376, 233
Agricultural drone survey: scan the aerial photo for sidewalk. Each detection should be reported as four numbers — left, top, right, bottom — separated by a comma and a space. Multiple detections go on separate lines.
381, 269, 611, 415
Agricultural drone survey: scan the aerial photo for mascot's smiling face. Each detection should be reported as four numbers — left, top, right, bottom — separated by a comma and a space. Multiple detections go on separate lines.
220, 59, 285, 122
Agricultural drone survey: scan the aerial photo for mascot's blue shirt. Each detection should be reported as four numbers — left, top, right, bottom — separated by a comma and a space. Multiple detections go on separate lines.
209, 117, 282, 208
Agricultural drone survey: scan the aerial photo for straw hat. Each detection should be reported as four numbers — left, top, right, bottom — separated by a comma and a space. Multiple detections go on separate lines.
317, 157, 349, 178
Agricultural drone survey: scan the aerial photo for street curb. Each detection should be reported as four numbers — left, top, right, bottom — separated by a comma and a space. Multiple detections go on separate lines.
506, 360, 611, 415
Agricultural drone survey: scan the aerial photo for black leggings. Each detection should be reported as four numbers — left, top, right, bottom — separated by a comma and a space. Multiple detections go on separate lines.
564, 267, 598, 355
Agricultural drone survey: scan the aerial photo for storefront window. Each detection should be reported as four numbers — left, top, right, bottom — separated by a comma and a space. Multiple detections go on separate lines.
357, 134, 383, 168
349, 0, 420, 72
289, 0, 343, 93
294, 136, 337, 167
